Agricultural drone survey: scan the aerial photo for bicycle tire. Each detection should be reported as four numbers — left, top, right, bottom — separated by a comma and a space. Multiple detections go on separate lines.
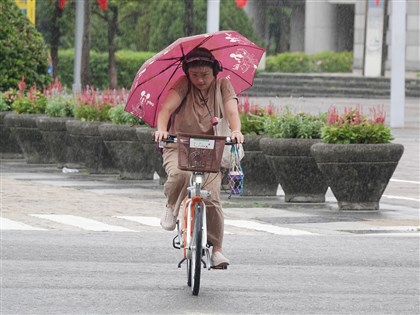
191, 201, 203, 296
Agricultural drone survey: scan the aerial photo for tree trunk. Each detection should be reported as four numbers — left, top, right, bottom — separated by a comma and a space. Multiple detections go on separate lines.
108, 5, 118, 89
81, 0, 92, 87
184, 0, 194, 36
278, 8, 290, 52
50, 1, 63, 79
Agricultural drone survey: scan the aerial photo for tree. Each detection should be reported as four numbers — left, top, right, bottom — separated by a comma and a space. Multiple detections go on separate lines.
50, 0, 64, 79
81, 0, 92, 86
184, 0, 194, 36
34, 0, 261, 88
0, 0, 50, 91
93, 0, 144, 89
138, 0, 261, 52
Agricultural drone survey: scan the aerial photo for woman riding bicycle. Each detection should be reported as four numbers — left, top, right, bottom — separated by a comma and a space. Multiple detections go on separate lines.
154, 47, 244, 268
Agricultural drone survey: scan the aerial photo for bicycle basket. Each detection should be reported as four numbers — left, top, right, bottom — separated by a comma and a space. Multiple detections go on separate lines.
177, 133, 226, 173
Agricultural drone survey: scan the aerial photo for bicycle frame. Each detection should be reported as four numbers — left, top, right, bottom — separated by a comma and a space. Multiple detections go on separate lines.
175, 173, 211, 268
173, 172, 213, 295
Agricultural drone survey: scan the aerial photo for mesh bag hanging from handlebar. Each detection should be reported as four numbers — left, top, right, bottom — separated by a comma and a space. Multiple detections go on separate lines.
227, 145, 244, 195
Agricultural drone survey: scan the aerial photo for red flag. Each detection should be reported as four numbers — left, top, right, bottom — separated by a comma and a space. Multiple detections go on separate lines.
58, 0, 67, 10
97, 0, 107, 10
235, 0, 248, 9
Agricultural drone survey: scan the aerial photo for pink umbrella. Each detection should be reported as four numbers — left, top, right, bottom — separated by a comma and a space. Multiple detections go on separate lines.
124, 30, 265, 127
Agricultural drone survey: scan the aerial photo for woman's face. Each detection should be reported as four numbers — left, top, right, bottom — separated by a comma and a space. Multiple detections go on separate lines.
187, 66, 215, 93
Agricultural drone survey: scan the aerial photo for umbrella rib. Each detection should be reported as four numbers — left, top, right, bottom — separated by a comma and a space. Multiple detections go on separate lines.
152, 63, 183, 125
223, 68, 254, 90
211, 43, 265, 53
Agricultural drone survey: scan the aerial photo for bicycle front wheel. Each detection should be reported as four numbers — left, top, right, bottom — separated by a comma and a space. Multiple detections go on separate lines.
190, 201, 203, 296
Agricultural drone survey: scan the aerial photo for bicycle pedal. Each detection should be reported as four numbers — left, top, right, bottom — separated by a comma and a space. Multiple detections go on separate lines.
210, 265, 228, 270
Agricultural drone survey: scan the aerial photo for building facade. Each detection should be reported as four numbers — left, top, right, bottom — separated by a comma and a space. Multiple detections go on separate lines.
244, 0, 419, 75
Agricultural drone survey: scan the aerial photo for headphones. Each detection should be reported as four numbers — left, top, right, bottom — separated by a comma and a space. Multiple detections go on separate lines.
182, 50, 223, 76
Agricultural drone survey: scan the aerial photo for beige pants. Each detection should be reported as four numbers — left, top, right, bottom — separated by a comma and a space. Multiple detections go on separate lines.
162, 145, 224, 248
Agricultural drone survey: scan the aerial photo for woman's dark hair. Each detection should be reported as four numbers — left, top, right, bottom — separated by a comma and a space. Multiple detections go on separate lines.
182, 47, 222, 76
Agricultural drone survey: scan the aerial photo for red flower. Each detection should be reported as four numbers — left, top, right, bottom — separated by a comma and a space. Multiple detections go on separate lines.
235, 0, 248, 9
58, 0, 67, 10
327, 106, 339, 124
97, 0, 107, 11
18, 76, 26, 94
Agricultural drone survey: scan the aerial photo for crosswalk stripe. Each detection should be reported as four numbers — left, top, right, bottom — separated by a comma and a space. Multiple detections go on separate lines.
29, 214, 136, 232
0, 218, 47, 231
225, 219, 314, 235
2, 215, 313, 235
115, 216, 161, 227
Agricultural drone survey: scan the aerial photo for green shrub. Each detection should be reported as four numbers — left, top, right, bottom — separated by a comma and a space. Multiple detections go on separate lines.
312, 51, 353, 72
45, 95, 75, 117
266, 51, 353, 73
11, 88, 47, 114
0, 92, 8, 111
321, 106, 394, 144
1, 89, 18, 110
57, 49, 155, 89
264, 110, 327, 139
0, 0, 50, 91
266, 52, 313, 73
74, 103, 112, 122
238, 97, 275, 135
108, 104, 144, 125
240, 110, 268, 135
73, 88, 129, 122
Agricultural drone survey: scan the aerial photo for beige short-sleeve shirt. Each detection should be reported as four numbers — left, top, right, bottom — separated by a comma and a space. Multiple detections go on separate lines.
168, 76, 237, 135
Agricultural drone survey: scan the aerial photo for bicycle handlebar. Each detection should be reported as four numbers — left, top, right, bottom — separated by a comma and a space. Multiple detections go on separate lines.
161, 135, 240, 145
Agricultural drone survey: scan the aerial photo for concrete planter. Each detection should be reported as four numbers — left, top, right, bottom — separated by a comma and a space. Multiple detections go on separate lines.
66, 120, 117, 174
99, 124, 156, 180
0, 111, 22, 157
36, 116, 79, 166
135, 127, 167, 184
4, 113, 54, 163
240, 135, 278, 196
260, 138, 328, 202
311, 143, 404, 210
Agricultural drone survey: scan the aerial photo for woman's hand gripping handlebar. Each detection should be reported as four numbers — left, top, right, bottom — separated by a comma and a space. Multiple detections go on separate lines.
154, 130, 170, 143
155, 130, 243, 144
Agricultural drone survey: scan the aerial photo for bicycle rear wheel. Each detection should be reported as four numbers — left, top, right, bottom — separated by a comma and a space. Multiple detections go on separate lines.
190, 201, 203, 296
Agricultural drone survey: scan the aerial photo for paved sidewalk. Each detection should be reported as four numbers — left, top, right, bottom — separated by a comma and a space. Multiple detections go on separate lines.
1, 127, 418, 236
1, 96, 419, 236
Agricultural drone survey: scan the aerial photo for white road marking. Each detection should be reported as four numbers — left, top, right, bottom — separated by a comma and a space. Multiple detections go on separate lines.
4, 215, 415, 237
0, 218, 47, 231
29, 214, 136, 232
115, 216, 161, 227
116, 215, 235, 234
225, 219, 314, 235
390, 179, 420, 185
382, 195, 420, 202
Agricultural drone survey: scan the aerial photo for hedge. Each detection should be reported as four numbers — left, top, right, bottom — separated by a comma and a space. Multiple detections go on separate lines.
0, 0, 50, 91
57, 50, 156, 89
266, 51, 353, 73
57, 50, 353, 89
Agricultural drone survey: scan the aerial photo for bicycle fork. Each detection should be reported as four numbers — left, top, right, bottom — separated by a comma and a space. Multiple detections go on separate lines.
173, 194, 212, 270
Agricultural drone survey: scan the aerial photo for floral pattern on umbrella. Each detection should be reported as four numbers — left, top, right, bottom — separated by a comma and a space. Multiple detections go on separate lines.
125, 30, 265, 127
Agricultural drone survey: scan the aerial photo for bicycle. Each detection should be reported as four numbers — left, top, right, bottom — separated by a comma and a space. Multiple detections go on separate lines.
162, 133, 235, 296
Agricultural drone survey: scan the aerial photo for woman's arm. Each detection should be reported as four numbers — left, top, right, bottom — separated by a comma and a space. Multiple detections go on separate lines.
224, 98, 244, 144
154, 89, 182, 142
